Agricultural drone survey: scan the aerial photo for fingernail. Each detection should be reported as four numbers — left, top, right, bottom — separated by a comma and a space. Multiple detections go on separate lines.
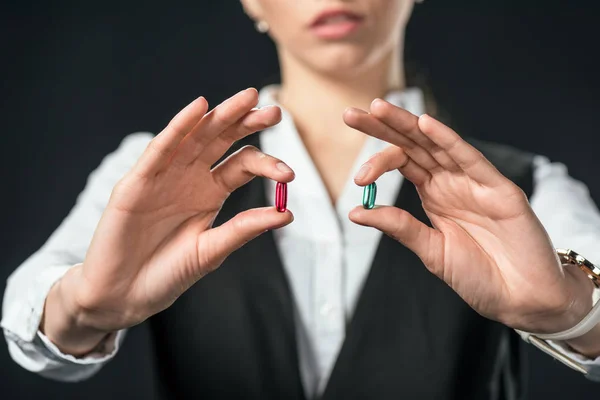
371, 98, 383, 107
276, 162, 293, 173
240, 87, 257, 96
349, 208, 362, 220
345, 107, 367, 115
355, 164, 371, 181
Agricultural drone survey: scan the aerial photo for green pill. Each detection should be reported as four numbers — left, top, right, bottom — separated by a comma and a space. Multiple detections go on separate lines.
362, 182, 377, 209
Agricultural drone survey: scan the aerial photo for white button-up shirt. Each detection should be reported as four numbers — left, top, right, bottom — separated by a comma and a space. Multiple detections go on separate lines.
2, 86, 600, 397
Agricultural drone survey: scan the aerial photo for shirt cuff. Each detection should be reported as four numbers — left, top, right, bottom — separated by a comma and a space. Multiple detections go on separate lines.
37, 329, 126, 365
3, 328, 126, 382
1, 264, 77, 342
1, 262, 126, 381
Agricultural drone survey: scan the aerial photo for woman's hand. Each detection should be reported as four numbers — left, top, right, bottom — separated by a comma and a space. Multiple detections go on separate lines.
343, 99, 595, 336
42, 88, 295, 355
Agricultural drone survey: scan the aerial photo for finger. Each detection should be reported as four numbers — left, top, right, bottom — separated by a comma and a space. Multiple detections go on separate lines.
369, 99, 461, 172
211, 145, 295, 193
349, 205, 444, 273
354, 146, 430, 186
343, 107, 442, 173
418, 114, 505, 186
173, 88, 260, 166
136, 96, 209, 175
199, 105, 282, 166
200, 207, 293, 270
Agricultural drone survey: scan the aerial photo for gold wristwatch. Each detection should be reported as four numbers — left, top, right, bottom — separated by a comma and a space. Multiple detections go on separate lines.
516, 249, 600, 376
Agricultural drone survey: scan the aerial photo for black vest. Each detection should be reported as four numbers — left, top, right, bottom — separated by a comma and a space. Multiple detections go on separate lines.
149, 134, 535, 400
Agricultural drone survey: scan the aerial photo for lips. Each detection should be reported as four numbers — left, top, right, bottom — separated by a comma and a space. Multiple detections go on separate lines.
309, 9, 364, 40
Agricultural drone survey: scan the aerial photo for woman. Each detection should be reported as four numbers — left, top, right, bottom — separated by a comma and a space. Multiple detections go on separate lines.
2, 0, 600, 398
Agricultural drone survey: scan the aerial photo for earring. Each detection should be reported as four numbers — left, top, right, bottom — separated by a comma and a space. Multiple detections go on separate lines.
255, 20, 270, 34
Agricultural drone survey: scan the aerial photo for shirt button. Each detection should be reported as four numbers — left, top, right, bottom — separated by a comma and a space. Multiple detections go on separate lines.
319, 303, 334, 317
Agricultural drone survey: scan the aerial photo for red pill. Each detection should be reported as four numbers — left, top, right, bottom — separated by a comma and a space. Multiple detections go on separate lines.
275, 182, 288, 212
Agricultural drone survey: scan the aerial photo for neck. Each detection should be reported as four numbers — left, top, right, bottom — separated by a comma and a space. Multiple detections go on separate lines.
273, 43, 404, 203
277, 46, 404, 144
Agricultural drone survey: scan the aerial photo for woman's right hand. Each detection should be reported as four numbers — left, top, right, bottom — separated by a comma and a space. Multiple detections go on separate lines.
41, 88, 295, 355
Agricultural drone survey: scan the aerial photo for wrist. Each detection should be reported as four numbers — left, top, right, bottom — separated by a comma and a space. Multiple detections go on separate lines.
540, 265, 600, 358
559, 264, 596, 329
519, 259, 594, 334
40, 268, 110, 357
562, 267, 600, 358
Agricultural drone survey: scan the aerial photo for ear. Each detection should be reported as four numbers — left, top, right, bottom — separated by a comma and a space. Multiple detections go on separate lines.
240, 0, 264, 21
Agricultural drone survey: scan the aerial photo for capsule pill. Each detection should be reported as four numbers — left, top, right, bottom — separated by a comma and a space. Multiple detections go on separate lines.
362, 182, 377, 209
275, 182, 288, 212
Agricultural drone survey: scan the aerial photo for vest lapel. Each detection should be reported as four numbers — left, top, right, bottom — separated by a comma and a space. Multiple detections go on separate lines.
320, 179, 459, 399
223, 134, 306, 399
320, 141, 536, 400
236, 182, 306, 399
153, 133, 306, 400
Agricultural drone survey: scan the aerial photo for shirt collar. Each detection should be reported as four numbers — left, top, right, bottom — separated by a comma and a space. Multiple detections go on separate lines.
258, 85, 426, 242
257, 84, 425, 117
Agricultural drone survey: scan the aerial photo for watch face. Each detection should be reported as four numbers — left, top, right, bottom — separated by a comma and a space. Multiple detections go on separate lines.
574, 253, 600, 282
557, 249, 599, 287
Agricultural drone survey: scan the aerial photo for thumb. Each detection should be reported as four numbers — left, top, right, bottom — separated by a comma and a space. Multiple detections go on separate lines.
200, 207, 293, 269
349, 205, 444, 273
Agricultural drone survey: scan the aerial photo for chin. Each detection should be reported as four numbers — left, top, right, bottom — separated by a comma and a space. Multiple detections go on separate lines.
305, 45, 379, 78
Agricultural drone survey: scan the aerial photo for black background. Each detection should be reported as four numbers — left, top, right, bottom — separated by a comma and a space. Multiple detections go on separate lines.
1, 0, 599, 399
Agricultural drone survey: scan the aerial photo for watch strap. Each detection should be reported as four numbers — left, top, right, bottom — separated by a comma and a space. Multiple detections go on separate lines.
515, 289, 599, 376
515, 249, 600, 375
517, 249, 600, 342
516, 286, 600, 342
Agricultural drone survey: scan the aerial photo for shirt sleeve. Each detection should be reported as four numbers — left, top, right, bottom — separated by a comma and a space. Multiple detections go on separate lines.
529, 155, 600, 381
1, 132, 153, 381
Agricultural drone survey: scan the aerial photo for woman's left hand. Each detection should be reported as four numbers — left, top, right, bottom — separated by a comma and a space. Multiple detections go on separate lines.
343, 99, 594, 335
